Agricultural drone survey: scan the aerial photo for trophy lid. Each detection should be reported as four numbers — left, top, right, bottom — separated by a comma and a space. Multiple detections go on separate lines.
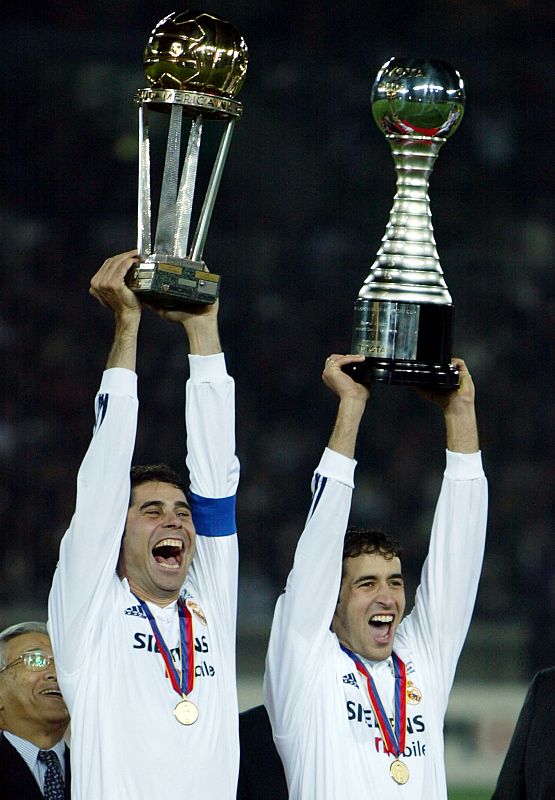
371, 58, 465, 139
144, 10, 248, 98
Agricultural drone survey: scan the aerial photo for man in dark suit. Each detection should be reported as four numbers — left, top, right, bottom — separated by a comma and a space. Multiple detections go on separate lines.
491, 667, 555, 799
237, 705, 288, 800
0, 621, 70, 799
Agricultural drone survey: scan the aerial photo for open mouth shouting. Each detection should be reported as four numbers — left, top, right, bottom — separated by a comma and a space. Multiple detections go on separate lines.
121, 481, 198, 602
152, 538, 185, 570
368, 613, 395, 646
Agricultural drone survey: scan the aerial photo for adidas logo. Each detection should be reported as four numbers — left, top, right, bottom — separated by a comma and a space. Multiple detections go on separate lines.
124, 605, 147, 618
343, 672, 358, 688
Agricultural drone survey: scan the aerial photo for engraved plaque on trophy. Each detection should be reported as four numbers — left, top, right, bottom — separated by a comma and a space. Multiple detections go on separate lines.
126, 11, 248, 308
344, 58, 465, 389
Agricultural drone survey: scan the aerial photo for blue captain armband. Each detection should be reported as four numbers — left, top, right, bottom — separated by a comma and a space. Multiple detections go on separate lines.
189, 492, 237, 537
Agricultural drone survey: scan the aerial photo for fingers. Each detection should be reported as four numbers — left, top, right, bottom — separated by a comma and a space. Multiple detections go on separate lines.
451, 357, 470, 376
144, 298, 219, 329
322, 353, 369, 400
451, 357, 474, 387
89, 250, 140, 313
90, 250, 138, 295
443, 356, 475, 407
323, 353, 365, 375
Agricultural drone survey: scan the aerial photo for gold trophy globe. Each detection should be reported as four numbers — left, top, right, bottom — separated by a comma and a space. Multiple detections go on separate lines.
344, 58, 465, 389
126, 11, 248, 308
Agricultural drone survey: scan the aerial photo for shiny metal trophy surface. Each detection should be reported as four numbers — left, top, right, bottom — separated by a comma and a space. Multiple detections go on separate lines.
345, 58, 465, 389
126, 11, 248, 308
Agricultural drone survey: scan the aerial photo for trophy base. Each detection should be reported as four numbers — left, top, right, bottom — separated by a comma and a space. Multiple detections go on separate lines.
343, 358, 460, 390
126, 257, 220, 309
348, 299, 458, 390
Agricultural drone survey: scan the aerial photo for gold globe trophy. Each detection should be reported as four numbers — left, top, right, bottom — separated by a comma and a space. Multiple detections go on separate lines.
344, 58, 465, 389
126, 11, 248, 308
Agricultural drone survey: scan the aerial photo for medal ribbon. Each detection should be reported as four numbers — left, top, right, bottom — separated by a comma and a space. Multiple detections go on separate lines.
134, 595, 195, 697
341, 645, 407, 757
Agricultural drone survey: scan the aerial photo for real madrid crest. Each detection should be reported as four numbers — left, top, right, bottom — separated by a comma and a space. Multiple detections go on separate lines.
186, 599, 208, 626
406, 680, 422, 704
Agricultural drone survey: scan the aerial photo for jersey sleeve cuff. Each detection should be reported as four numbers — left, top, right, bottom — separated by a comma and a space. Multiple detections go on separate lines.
99, 368, 138, 397
188, 352, 228, 383
444, 449, 484, 480
316, 447, 357, 488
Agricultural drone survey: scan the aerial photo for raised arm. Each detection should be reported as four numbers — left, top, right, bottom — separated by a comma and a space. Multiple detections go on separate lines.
147, 292, 238, 620
324, 354, 370, 457
417, 357, 479, 454
49, 251, 141, 673
264, 355, 369, 729
89, 249, 143, 369
400, 357, 487, 702
146, 290, 221, 356
145, 295, 237, 500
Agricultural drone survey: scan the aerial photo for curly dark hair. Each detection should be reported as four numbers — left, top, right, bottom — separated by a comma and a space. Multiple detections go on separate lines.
129, 463, 188, 505
343, 527, 403, 562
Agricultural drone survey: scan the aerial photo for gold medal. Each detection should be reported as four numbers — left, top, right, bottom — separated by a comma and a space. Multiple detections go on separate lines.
406, 680, 422, 704
174, 698, 199, 725
390, 759, 410, 785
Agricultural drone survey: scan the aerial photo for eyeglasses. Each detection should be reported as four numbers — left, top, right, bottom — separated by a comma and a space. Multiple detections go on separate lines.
0, 650, 55, 673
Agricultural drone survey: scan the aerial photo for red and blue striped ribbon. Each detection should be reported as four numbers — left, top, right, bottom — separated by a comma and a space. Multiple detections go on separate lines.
135, 595, 195, 697
341, 645, 407, 756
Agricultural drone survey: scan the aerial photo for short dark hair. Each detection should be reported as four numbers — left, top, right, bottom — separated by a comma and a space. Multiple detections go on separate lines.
343, 527, 403, 563
129, 464, 188, 505
0, 621, 48, 670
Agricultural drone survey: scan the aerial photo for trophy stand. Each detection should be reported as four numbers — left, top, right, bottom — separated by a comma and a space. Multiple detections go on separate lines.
344, 58, 465, 389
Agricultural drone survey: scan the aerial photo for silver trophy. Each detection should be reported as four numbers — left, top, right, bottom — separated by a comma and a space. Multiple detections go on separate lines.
126, 11, 248, 308
345, 58, 465, 389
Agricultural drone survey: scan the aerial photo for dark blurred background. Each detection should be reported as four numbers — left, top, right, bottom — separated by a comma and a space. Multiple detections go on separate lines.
1, 0, 553, 701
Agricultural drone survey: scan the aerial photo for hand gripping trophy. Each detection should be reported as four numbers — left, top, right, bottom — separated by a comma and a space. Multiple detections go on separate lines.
126, 11, 248, 308
345, 58, 465, 389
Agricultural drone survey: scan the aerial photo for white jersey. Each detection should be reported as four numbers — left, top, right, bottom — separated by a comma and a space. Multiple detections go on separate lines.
48, 354, 240, 800
264, 446, 488, 799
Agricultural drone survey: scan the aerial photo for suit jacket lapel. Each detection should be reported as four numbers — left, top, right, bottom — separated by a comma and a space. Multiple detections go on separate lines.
0, 735, 44, 798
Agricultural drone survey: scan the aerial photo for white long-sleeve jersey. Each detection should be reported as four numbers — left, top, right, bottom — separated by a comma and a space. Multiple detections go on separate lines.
264, 446, 488, 799
48, 353, 240, 800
